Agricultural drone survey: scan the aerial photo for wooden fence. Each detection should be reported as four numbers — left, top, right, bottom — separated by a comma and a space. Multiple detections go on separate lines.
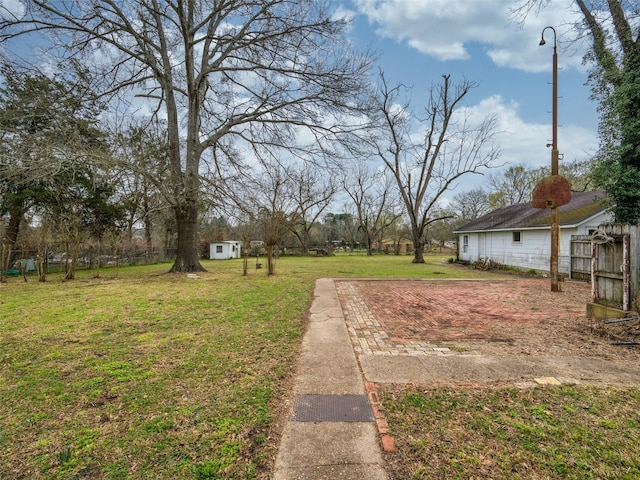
572, 224, 640, 312
570, 235, 592, 281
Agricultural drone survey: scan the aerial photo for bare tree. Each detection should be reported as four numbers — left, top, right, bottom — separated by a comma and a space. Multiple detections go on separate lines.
450, 188, 491, 223
112, 122, 171, 255
233, 217, 259, 276
487, 164, 535, 208
487, 159, 594, 210
0, 1, 372, 272
252, 161, 295, 276
531, 158, 595, 193
369, 73, 501, 263
342, 160, 401, 256
288, 165, 336, 255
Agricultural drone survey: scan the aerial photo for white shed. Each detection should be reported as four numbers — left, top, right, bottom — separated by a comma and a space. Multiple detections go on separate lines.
454, 190, 613, 275
209, 241, 241, 260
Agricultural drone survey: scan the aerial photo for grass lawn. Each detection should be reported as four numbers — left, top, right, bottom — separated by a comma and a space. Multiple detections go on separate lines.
3, 252, 639, 479
0, 252, 470, 479
381, 384, 640, 480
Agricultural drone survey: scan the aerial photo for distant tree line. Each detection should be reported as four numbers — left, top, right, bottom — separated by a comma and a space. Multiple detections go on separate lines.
0, 58, 606, 281
1, 0, 636, 279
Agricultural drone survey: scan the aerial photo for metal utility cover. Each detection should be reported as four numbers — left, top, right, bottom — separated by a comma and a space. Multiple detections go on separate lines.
291, 394, 375, 422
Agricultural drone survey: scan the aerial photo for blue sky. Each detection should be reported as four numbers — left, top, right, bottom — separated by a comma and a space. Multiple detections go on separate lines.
339, 0, 599, 195
0, 0, 600, 200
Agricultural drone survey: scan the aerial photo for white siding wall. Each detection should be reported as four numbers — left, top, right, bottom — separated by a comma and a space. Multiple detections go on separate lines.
576, 211, 612, 234
458, 211, 613, 274
458, 233, 477, 262
210, 242, 241, 260
463, 229, 574, 274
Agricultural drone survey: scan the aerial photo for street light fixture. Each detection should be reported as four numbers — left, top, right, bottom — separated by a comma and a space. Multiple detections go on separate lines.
539, 26, 560, 292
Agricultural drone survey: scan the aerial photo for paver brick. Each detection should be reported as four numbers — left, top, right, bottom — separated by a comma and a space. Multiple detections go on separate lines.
335, 279, 587, 357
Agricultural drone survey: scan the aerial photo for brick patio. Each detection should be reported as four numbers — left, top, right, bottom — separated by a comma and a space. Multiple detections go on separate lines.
336, 279, 589, 356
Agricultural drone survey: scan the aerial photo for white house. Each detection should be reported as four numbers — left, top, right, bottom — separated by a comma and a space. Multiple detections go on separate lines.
454, 190, 613, 275
209, 241, 241, 260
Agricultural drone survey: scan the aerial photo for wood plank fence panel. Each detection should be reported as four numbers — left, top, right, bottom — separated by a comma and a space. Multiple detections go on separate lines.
595, 234, 625, 309
591, 224, 637, 311
570, 235, 592, 281
572, 224, 639, 312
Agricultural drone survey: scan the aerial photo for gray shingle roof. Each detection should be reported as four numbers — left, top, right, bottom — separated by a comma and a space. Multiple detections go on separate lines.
454, 189, 609, 233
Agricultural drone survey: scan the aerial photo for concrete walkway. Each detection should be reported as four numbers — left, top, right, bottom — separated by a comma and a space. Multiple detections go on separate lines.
272, 278, 387, 480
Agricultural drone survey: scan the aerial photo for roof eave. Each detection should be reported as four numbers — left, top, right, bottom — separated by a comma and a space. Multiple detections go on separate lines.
453, 209, 609, 234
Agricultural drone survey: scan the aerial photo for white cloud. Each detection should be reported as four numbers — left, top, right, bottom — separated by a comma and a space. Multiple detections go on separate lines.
353, 0, 587, 73
0, 0, 24, 19
365, 91, 597, 199
459, 94, 597, 172
332, 5, 356, 24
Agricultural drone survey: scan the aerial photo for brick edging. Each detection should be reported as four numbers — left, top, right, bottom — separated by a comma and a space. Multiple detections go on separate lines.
365, 381, 397, 453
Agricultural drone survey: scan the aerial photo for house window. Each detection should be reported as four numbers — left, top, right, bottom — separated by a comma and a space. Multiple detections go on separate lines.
512, 231, 522, 244
462, 235, 469, 253
216, 245, 223, 253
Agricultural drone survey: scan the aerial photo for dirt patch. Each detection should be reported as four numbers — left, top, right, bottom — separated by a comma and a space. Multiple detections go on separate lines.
352, 278, 640, 364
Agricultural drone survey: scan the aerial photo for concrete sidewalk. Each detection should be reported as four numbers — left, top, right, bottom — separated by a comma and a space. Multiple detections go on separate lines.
272, 278, 387, 480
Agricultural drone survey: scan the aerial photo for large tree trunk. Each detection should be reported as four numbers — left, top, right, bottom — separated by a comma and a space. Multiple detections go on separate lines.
412, 238, 425, 264
170, 202, 205, 273
165, 55, 205, 275
1, 211, 23, 282
4, 211, 21, 250
366, 238, 374, 256
1, 243, 11, 283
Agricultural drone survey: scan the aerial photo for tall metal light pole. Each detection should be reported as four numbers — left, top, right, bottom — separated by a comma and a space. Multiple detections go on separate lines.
539, 26, 560, 292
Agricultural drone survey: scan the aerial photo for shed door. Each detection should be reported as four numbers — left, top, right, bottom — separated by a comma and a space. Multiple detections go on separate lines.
478, 234, 486, 260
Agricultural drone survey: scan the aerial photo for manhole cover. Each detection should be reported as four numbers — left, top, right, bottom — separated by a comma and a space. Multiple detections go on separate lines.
291, 394, 375, 422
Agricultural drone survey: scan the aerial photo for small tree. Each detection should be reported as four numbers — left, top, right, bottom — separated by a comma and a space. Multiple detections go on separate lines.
41, 166, 122, 280
234, 218, 259, 276
487, 164, 535, 208
289, 166, 336, 255
252, 162, 295, 276
342, 161, 401, 256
